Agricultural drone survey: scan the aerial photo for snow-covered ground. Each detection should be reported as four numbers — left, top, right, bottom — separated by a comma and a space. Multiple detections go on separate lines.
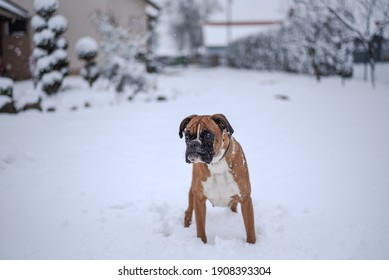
1, 64, 389, 259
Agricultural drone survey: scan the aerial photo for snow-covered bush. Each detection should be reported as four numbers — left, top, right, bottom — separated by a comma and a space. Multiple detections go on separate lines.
0, 77, 13, 98
41, 71, 63, 95
0, 77, 16, 114
30, 0, 69, 95
91, 10, 150, 95
75, 37, 100, 87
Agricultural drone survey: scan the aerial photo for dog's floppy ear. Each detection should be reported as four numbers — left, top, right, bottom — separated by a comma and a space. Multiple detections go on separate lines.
212, 114, 234, 137
179, 114, 197, 138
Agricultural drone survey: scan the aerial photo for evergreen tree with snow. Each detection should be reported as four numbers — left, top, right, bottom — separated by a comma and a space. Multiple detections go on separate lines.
75, 37, 100, 87
30, 0, 69, 95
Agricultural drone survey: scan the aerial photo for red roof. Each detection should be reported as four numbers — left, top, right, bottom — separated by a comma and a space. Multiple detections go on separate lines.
204, 20, 283, 26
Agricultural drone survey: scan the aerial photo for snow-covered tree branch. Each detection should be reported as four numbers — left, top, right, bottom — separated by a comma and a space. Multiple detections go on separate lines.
167, 0, 220, 57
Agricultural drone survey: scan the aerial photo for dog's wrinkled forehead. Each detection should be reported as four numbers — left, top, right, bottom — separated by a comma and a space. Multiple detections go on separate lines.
186, 116, 219, 135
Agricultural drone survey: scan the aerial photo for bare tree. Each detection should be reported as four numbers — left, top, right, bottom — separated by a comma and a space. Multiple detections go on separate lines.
320, 0, 389, 87
287, 0, 354, 82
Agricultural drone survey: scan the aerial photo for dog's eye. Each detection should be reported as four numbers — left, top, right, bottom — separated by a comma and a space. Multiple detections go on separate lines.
202, 131, 213, 141
185, 133, 190, 142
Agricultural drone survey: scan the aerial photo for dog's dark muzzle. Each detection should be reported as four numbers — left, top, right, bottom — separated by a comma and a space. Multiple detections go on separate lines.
185, 141, 213, 164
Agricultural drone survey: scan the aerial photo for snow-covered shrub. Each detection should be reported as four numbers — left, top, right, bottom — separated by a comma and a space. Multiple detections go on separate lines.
41, 71, 63, 95
91, 10, 150, 95
104, 56, 148, 94
34, 0, 59, 18
0, 77, 13, 98
0, 77, 16, 114
75, 37, 100, 87
30, 0, 69, 95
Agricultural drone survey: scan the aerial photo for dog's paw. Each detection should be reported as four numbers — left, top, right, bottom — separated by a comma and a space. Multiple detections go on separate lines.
184, 216, 192, 227
184, 210, 192, 227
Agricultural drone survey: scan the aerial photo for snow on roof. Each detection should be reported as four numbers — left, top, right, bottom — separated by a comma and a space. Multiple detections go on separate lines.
0, 0, 29, 19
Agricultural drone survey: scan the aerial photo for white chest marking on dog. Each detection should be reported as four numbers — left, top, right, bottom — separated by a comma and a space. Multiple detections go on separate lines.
202, 158, 240, 207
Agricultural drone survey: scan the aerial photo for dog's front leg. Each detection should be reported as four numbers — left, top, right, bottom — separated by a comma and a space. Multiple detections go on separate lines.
241, 197, 256, 244
194, 197, 207, 243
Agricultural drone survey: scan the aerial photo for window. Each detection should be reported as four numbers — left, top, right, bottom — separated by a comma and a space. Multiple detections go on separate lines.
382, 41, 389, 51
8, 19, 27, 35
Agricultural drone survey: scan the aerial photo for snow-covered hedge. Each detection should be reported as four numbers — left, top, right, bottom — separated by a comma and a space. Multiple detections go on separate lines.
0, 77, 16, 114
227, 16, 354, 79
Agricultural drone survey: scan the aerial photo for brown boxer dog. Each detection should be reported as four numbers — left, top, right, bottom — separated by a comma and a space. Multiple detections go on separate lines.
179, 114, 256, 244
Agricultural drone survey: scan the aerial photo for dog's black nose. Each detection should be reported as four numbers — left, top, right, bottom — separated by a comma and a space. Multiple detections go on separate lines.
189, 141, 201, 148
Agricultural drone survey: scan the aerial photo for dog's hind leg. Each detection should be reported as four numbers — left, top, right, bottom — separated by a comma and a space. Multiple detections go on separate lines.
184, 189, 194, 227
241, 197, 256, 244
229, 195, 240, 213
230, 201, 238, 213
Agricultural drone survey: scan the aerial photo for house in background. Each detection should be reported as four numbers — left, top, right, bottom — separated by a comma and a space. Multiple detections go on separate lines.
353, 35, 389, 63
0, 0, 31, 80
202, 20, 283, 66
10, 0, 159, 79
